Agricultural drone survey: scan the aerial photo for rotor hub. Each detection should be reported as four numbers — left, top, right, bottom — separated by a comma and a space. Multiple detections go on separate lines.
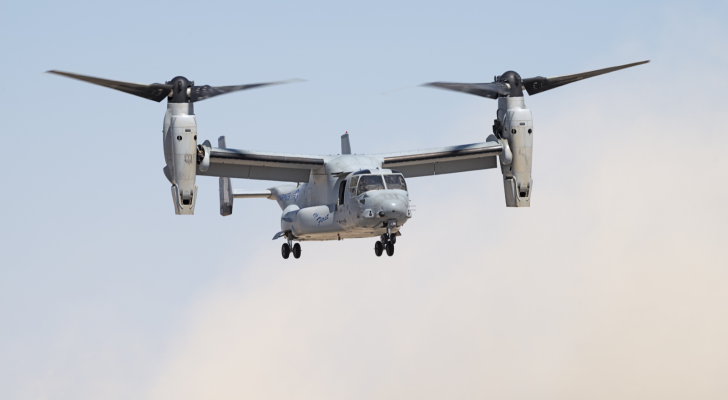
167, 76, 192, 103
497, 71, 523, 97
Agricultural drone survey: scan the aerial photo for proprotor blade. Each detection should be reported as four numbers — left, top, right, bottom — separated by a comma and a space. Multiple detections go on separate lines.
421, 81, 510, 99
190, 78, 305, 102
522, 60, 650, 96
46, 70, 172, 102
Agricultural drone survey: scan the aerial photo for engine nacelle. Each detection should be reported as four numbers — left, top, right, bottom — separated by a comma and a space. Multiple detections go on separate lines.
496, 96, 533, 207
163, 103, 198, 215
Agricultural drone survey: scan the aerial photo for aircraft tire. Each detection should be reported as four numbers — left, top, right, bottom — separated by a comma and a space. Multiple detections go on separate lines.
282, 243, 291, 259
375, 241, 383, 257
389, 234, 396, 245
293, 243, 302, 259
386, 242, 394, 257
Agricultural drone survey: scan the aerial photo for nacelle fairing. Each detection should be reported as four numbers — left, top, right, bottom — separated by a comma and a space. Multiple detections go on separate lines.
163, 103, 198, 214
496, 97, 533, 207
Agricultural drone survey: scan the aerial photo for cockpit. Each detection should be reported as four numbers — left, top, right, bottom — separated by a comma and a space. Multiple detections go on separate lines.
337, 169, 409, 207
349, 169, 407, 197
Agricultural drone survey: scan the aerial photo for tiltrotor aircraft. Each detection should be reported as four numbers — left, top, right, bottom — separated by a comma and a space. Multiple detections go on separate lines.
48, 60, 648, 259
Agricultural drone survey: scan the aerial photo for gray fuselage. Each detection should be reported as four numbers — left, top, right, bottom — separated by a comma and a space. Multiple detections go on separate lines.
271, 155, 411, 241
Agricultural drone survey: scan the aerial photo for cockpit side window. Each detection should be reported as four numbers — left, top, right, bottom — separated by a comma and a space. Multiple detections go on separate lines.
384, 174, 407, 191
357, 175, 385, 195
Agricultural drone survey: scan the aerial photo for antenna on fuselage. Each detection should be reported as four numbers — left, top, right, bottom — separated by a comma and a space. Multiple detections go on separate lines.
341, 132, 352, 155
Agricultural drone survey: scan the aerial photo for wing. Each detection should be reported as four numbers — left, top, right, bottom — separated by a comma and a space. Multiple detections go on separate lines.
198, 147, 326, 183
377, 141, 503, 178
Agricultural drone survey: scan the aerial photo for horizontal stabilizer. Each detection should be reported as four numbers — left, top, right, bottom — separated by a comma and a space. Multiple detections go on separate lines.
233, 190, 273, 199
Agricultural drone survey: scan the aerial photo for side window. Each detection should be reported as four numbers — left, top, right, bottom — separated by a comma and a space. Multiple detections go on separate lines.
384, 174, 407, 191
338, 181, 346, 205
349, 176, 359, 197
357, 175, 385, 195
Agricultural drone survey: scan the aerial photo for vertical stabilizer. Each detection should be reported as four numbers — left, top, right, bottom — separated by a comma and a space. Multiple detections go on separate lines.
341, 132, 352, 155
218, 136, 234, 216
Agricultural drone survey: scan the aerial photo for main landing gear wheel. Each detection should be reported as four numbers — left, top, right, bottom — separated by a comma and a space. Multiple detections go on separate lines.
281, 243, 290, 259
292, 243, 302, 259
389, 234, 396, 245
386, 242, 395, 256
374, 241, 383, 257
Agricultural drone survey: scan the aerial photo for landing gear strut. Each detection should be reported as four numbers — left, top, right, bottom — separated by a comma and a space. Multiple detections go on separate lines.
381, 233, 396, 245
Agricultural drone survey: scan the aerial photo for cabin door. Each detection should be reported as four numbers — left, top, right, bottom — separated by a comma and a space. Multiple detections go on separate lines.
337, 181, 346, 211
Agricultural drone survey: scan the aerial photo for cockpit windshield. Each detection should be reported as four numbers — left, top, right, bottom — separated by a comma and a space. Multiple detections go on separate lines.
384, 174, 407, 191
357, 175, 385, 195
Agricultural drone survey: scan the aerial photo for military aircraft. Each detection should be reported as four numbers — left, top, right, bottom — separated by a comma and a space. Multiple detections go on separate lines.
47, 60, 648, 259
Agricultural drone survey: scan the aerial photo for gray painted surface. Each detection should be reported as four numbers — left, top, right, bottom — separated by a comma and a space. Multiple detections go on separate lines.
341, 133, 352, 155
218, 136, 233, 216
200, 163, 312, 183
198, 136, 506, 241
497, 96, 533, 207
233, 190, 273, 199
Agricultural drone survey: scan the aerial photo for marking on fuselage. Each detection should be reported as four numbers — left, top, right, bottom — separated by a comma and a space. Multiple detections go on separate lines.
312, 212, 330, 226
278, 188, 301, 203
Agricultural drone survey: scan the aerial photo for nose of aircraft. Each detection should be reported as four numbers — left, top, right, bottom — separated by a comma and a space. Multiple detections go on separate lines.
381, 198, 407, 218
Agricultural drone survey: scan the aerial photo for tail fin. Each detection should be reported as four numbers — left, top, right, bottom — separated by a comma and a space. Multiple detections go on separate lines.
218, 136, 234, 216
341, 132, 351, 155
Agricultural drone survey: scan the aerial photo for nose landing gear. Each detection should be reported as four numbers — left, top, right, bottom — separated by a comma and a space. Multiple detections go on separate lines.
385, 241, 395, 256
374, 232, 397, 257
374, 241, 383, 257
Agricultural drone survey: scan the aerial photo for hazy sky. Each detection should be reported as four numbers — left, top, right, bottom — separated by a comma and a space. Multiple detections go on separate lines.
1, 1, 727, 399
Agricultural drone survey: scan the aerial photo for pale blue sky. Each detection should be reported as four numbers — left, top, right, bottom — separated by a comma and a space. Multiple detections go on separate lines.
1, 1, 727, 399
